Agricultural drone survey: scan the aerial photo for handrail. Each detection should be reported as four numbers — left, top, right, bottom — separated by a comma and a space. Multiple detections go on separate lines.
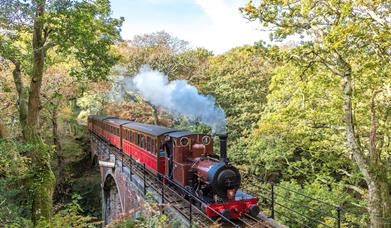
271, 182, 338, 208
273, 191, 338, 219
274, 201, 332, 228
244, 180, 343, 227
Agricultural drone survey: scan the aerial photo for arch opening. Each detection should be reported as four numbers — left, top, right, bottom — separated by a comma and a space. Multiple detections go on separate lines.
103, 174, 122, 224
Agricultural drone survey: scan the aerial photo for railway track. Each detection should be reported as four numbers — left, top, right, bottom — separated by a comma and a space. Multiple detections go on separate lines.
103, 137, 275, 227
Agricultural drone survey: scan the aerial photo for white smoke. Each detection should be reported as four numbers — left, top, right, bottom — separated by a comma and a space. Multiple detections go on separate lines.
112, 65, 227, 134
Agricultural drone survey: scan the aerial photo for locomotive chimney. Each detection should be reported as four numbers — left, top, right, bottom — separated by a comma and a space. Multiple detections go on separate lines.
218, 134, 228, 162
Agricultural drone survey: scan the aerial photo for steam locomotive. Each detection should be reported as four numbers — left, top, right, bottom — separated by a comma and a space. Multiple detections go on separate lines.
88, 115, 260, 220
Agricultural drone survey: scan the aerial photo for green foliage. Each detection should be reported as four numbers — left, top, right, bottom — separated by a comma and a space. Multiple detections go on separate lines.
0, 0, 123, 81
273, 181, 357, 227
107, 199, 182, 228
247, 61, 351, 180
0, 139, 30, 225
46, 0, 124, 80
202, 45, 274, 161
36, 195, 99, 228
77, 91, 108, 123
241, 0, 391, 226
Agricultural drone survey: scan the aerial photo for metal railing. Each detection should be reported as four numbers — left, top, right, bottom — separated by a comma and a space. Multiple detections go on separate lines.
251, 181, 344, 228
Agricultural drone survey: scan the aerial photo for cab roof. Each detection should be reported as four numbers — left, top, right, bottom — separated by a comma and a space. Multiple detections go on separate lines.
167, 131, 195, 138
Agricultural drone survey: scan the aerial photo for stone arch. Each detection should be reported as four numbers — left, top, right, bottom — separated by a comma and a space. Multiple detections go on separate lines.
103, 174, 123, 225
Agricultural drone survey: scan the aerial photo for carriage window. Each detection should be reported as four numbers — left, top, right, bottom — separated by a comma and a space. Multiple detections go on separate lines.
151, 139, 154, 154
152, 139, 156, 154
117, 128, 119, 136
140, 135, 145, 148
147, 137, 151, 152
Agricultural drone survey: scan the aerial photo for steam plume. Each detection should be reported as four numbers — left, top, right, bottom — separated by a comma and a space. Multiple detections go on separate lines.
112, 65, 227, 134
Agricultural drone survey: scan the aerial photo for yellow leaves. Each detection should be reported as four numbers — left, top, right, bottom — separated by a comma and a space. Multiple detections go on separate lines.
340, 1, 353, 18
240, 2, 259, 17
60, 106, 73, 117
300, 0, 313, 16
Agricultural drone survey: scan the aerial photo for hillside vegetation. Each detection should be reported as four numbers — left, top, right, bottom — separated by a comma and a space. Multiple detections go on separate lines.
0, 0, 390, 227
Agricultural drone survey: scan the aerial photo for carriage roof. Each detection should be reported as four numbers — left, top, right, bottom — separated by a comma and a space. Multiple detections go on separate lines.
89, 115, 201, 137
104, 118, 131, 125
88, 115, 108, 120
123, 122, 178, 136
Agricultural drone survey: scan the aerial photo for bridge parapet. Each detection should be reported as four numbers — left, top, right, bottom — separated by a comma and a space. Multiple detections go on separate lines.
91, 135, 144, 225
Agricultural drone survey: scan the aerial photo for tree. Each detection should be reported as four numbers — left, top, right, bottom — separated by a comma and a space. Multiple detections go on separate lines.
202, 45, 275, 160
242, 1, 391, 226
41, 66, 79, 201
0, 0, 122, 222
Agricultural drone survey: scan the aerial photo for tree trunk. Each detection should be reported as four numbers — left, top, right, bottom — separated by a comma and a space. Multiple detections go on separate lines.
342, 71, 390, 227
12, 61, 28, 139
28, 0, 55, 224
0, 121, 6, 139
27, 0, 46, 138
52, 106, 66, 200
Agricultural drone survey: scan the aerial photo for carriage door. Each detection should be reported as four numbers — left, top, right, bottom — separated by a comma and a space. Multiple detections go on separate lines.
163, 136, 173, 179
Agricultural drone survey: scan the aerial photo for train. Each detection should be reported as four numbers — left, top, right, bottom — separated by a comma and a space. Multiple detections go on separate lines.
88, 115, 260, 220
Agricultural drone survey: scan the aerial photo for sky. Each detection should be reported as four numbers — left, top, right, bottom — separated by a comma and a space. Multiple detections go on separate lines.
110, 0, 269, 54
